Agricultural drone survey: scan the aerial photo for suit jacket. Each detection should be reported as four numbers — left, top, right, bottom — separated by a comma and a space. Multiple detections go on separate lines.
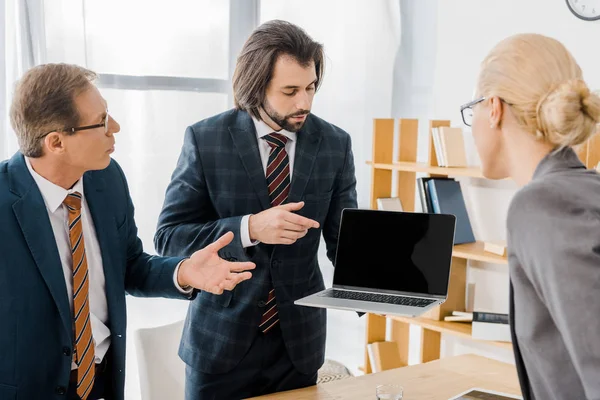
507, 147, 600, 400
154, 109, 358, 375
0, 153, 186, 400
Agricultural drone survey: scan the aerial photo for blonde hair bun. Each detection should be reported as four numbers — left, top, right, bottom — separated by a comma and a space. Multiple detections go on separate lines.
537, 79, 600, 148
478, 33, 600, 149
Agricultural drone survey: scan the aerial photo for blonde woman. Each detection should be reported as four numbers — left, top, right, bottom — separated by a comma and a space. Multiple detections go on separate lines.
461, 33, 600, 400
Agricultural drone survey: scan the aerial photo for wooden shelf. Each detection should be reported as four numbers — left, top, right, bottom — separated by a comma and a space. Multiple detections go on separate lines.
452, 241, 508, 265
390, 316, 513, 351
364, 118, 511, 374
364, 118, 600, 374
367, 161, 485, 178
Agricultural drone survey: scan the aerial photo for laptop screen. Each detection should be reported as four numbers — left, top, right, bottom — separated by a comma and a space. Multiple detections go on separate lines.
332, 209, 456, 296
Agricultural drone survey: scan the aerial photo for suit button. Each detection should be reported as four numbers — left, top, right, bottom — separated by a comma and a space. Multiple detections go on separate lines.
257, 300, 266, 308
62, 347, 71, 357
271, 259, 281, 267
55, 386, 66, 395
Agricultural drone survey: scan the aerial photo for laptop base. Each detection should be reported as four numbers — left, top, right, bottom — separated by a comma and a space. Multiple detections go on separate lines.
295, 289, 444, 318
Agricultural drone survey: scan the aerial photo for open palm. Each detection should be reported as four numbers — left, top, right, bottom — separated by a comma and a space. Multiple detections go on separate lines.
181, 232, 255, 294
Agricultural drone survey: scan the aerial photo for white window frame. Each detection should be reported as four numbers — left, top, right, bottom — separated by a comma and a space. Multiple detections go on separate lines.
88, 0, 260, 108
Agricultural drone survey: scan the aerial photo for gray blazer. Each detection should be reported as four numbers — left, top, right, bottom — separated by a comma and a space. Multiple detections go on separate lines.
507, 147, 600, 400
154, 109, 358, 375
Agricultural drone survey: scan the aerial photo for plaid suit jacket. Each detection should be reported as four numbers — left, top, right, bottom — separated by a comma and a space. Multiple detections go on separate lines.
154, 109, 357, 374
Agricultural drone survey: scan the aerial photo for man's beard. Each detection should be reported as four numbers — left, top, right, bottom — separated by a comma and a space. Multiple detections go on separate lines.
263, 100, 310, 132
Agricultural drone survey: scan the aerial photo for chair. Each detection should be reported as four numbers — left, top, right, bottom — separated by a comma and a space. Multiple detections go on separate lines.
134, 319, 353, 398
134, 320, 186, 400
317, 359, 354, 384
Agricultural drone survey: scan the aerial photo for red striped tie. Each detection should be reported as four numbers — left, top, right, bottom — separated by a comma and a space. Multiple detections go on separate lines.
64, 192, 95, 400
259, 133, 290, 333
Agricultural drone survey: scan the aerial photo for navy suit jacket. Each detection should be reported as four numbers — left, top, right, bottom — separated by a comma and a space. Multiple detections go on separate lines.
155, 109, 358, 375
0, 153, 186, 400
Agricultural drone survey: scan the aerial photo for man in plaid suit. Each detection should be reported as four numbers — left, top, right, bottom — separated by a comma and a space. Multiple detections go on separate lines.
155, 20, 357, 399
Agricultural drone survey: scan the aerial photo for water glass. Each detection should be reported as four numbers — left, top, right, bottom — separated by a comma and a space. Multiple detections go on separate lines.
376, 384, 403, 399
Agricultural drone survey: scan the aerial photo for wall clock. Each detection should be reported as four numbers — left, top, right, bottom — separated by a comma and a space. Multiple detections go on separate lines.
566, 0, 600, 21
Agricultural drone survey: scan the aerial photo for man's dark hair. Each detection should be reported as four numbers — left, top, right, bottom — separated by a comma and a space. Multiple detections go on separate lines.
232, 20, 324, 119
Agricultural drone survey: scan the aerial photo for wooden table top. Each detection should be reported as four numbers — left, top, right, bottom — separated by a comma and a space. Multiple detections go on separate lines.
248, 354, 521, 400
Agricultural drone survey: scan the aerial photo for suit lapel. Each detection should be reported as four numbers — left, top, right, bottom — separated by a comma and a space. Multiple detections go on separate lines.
84, 170, 126, 331
229, 112, 271, 210
288, 116, 322, 202
9, 153, 72, 339
229, 111, 323, 206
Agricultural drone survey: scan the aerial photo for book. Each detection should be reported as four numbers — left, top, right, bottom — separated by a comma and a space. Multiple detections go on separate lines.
427, 179, 476, 244
473, 311, 509, 324
444, 315, 473, 322
417, 178, 430, 213
439, 127, 468, 167
444, 311, 509, 324
376, 197, 403, 212
367, 341, 403, 373
417, 177, 451, 213
432, 127, 446, 166
448, 388, 522, 399
452, 311, 473, 317
428, 180, 441, 214
483, 240, 507, 256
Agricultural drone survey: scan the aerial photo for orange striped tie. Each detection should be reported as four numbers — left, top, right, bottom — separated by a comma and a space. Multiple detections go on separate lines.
64, 192, 95, 400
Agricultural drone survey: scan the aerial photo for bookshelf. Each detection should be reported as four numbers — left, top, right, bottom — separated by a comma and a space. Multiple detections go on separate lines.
389, 316, 513, 351
452, 242, 507, 264
363, 118, 600, 374
366, 161, 485, 178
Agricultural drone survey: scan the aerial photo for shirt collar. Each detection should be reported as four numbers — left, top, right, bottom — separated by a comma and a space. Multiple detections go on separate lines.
252, 117, 297, 143
25, 157, 85, 213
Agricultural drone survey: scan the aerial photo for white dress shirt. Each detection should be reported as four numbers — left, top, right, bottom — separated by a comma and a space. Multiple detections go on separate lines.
26, 158, 111, 369
240, 118, 298, 248
26, 158, 189, 369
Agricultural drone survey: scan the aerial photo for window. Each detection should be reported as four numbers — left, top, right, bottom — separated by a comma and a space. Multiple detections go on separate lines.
83, 0, 230, 79
43, 0, 258, 252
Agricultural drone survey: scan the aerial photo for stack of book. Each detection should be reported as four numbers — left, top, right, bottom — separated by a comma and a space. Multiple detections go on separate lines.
445, 311, 510, 342
417, 178, 475, 244
431, 127, 468, 167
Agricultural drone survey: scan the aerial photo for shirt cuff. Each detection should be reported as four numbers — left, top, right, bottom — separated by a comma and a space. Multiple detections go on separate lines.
173, 259, 194, 295
241, 214, 260, 248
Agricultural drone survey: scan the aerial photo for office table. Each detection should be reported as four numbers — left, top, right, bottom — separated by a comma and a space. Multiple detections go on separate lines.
248, 354, 520, 399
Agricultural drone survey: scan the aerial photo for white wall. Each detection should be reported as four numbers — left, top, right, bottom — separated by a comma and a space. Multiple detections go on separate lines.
426, 0, 600, 363
261, 0, 401, 208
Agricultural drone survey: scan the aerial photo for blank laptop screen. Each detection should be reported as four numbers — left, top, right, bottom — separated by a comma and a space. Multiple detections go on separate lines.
332, 209, 456, 296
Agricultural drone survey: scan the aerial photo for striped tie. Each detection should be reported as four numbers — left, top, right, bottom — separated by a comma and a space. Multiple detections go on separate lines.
64, 192, 95, 400
263, 133, 291, 206
259, 133, 290, 333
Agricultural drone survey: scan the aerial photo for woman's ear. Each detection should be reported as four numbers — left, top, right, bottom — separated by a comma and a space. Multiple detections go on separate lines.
488, 96, 504, 129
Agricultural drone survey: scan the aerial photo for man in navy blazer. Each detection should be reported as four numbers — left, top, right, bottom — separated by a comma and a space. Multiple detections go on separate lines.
0, 63, 254, 400
155, 20, 358, 399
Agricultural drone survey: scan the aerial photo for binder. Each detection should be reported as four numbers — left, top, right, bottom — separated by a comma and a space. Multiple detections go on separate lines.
427, 179, 475, 244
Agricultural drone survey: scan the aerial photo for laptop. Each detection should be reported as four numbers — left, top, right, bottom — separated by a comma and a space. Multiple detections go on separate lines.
295, 209, 456, 317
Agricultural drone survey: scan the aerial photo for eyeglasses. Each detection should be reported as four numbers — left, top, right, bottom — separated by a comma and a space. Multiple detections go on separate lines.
459, 97, 485, 127
40, 109, 110, 138
460, 97, 513, 127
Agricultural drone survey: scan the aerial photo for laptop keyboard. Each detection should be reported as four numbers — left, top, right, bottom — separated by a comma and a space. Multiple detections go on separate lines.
320, 290, 436, 308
